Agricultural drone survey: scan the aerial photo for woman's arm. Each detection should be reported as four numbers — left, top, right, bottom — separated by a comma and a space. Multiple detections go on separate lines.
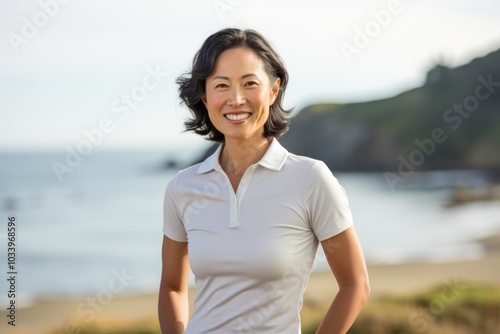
158, 235, 191, 334
316, 226, 370, 334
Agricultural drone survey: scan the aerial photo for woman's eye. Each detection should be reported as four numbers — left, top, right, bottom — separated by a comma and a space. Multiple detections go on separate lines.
215, 83, 228, 89
244, 81, 258, 86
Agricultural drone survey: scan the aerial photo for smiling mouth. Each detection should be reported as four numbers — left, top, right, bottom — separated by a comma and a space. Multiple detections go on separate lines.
224, 113, 251, 121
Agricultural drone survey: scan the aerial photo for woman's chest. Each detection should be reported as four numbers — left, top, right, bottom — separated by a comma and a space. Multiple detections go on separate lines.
183, 193, 317, 280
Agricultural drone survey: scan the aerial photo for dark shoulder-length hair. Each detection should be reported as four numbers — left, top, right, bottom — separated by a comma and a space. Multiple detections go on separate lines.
176, 28, 292, 142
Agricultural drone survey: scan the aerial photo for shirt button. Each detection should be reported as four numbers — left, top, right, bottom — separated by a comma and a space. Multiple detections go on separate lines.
242, 179, 248, 185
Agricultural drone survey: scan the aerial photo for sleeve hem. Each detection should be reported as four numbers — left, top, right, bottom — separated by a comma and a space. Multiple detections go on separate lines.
316, 220, 353, 242
163, 230, 188, 243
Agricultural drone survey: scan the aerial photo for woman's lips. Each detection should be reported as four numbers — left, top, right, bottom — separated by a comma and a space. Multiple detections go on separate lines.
224, 112, 251, 121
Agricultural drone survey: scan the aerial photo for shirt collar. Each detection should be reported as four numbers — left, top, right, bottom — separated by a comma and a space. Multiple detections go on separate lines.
197, 144, 223, 174
197, 138, 288, 174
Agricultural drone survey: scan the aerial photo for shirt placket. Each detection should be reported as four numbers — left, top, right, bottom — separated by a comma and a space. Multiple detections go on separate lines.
228, 165, 257, 228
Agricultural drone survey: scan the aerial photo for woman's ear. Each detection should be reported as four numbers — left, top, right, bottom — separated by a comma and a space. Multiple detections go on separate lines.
270, 77, 281, 105
201, 94, 207, 106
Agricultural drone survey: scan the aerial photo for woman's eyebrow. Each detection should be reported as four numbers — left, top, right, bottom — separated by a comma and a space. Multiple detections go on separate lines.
212, 75, 229, 81
211, 73, 258, 81
241, 73, 258, 79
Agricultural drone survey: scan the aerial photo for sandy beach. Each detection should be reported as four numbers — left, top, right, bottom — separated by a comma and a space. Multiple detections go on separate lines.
2, 235, 500, 334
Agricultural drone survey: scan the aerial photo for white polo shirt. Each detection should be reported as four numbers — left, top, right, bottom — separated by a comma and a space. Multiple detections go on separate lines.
163, 138, 353, 333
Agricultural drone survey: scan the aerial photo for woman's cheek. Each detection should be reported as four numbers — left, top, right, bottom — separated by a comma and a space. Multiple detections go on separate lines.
208, 93, 225, 112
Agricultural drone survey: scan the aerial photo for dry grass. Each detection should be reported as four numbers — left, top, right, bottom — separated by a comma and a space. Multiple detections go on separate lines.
345, 282, 500, 334
49, 282, 500, 334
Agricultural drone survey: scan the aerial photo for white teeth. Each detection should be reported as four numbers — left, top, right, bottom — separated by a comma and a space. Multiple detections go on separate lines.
225, 113, 251, 121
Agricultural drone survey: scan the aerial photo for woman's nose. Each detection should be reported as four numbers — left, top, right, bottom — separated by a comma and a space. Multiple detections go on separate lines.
228, 87, 245, 106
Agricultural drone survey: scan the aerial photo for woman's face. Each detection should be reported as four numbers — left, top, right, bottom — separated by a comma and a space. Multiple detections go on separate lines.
202, 47, 280, 142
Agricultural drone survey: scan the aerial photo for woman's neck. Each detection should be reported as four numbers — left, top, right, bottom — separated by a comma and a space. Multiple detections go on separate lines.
220, 136, 272, 176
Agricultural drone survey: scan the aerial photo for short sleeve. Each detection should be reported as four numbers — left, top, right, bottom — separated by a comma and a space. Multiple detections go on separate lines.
163, 174, 188, 242
306, 161, 354, 241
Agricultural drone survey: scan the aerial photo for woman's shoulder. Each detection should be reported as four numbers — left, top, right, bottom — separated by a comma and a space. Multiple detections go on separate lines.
165, 162, 204, 188
178, 162, 204, 176
283, 151, 342, 184
285, 151, 329, 171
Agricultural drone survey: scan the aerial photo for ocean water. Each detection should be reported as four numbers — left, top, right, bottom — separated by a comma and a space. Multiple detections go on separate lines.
1, 149, 499, 306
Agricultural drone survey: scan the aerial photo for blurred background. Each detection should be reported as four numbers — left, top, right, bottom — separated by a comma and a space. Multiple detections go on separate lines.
1, 1, 500, 333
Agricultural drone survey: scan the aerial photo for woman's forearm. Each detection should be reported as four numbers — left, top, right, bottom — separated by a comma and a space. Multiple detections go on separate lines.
158, 287, 189, 334
315, 282, 370, 334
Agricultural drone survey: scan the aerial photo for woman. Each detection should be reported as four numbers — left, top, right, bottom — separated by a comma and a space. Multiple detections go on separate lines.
159, 28, 369, 333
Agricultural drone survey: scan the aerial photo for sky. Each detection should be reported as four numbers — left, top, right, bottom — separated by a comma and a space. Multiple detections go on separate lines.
1, 0, 500, 151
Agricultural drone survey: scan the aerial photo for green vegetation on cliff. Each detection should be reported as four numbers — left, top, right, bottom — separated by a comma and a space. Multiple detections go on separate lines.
280, 48, 500, 172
